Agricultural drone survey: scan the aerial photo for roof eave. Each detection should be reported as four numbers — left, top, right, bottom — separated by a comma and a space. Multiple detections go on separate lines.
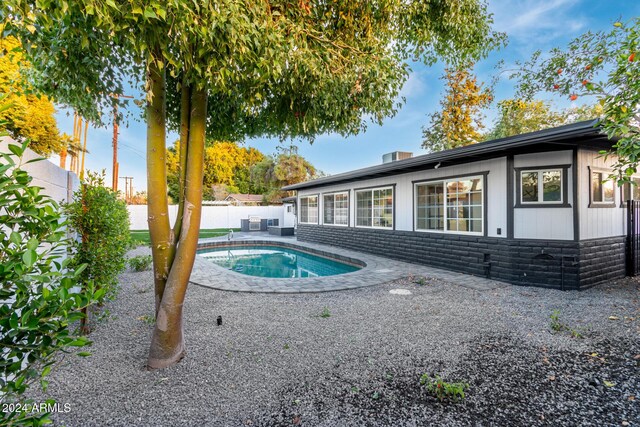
283, 120, 608, 191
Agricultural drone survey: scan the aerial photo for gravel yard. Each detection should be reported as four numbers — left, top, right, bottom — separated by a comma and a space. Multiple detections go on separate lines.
35, 268, 639, 426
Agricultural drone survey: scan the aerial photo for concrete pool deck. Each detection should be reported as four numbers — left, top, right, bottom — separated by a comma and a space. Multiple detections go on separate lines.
191, 232, 508, 293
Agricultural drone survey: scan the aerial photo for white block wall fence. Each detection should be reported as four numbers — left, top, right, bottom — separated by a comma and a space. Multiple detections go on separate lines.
0, 137, 80, 205
128, 205, 287, 230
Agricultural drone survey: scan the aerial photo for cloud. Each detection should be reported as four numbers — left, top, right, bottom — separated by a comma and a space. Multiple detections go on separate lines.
490, 0, 587, 43
398, 70, 428, 100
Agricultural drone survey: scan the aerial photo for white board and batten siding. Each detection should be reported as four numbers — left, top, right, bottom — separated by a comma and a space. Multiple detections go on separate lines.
513, 150, 574, 241
577, 149, 626, 240
297, 157, 508, 238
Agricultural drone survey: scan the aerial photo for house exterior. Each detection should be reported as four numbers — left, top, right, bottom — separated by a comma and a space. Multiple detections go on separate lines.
224, 193, 265, 206
283, 120, 632, 290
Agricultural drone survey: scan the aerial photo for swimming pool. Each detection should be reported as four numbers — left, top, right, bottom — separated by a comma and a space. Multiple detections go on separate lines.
197, 245, 361, 278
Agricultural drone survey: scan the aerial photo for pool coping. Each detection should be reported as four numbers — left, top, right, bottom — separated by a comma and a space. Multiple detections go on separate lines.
190, 235, 509, 293
197, 240, 367, 269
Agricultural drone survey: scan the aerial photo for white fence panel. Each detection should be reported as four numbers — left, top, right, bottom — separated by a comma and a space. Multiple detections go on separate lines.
128, 205, 285, 230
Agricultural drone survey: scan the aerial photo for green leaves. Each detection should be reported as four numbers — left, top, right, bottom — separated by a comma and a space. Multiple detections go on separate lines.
0, 138, 97, 421
511, 17, 640, 183
65, 171, 130, 307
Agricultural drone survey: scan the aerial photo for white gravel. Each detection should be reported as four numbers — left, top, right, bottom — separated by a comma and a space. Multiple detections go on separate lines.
31, 268, 639, 426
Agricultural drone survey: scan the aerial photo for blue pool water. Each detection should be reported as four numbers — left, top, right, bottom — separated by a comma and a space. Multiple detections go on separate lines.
197, 245, 361, 278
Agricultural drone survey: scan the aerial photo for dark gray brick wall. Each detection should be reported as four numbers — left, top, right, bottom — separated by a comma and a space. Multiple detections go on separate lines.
578, 237, 626, 288
297, 225, 626, 290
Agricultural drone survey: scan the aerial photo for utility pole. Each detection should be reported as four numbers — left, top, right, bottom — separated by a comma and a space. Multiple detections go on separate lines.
120, 176, 133, 203
111, 94, 134, 191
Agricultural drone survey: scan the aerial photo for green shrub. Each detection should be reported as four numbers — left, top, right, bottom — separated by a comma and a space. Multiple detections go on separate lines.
65, 171, 129, 333
0, 137, 96, 426
128, 255, 152, 272
420, 374, 469, 401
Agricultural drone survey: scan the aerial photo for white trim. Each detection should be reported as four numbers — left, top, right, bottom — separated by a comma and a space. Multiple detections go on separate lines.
354, 186, 394, 229
414, 176, 484, 236
298, 194, 319, 224
321, 191, 349, 227
519, 168, 563, 204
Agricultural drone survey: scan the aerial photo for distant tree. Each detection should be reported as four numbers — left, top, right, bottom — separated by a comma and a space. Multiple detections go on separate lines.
483, 99, 604, 141
484, 99, 565, 140
250, 149, 318, 202
0, 36, 64, 156
130, 191, 148, 205
167, 140, 264, 202
422, 66, 493, 152
511, 18, 640, 181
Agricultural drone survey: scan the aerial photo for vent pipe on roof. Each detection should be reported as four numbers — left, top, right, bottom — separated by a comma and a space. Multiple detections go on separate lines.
382, 151, 413, 164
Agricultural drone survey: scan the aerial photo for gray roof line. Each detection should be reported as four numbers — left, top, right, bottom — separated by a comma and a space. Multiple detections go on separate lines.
282, 120, 603, 191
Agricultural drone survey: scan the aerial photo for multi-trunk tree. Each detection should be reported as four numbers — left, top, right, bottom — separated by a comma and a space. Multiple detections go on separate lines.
3, 0, 503, 369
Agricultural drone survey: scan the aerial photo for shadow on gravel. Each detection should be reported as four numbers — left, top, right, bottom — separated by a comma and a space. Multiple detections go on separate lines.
264, 334, 639, 426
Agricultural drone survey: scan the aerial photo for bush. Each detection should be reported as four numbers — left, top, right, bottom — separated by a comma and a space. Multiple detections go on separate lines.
0, 138, 96, 426
128, 255, 152, 272
65, 171, 129, 332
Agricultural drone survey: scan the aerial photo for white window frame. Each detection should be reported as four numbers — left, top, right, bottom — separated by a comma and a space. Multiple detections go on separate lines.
414, 176, 484, 236
520, 169, 563, 204
355, 186, 394, 230
322, 191, 349, 226
590, 169, 615, 206
298, 195, 318, 224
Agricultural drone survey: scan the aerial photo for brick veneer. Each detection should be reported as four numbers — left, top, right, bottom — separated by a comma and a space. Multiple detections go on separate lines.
296, 225, 626, 290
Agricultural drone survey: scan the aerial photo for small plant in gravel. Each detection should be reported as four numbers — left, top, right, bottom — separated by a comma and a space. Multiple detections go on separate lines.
550, 309, 564, 332
138, 315, 155, 325
320, 307, 331, 318
550, 310, 585, 338
128, 255, 153, 272
420, 374, 469, 401
414, 276, 429, 286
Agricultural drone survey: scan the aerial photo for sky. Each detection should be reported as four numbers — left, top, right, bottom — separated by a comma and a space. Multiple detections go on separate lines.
53, 0, 640, 193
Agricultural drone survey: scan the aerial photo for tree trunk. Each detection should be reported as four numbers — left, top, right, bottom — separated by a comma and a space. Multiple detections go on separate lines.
147, 87, 207, 370
172, 83, 191, 244
145, 54, 173, 314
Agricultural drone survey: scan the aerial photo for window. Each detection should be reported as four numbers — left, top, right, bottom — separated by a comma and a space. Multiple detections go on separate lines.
299, 195, 318, 224
520, 169, 562, 204
415, 177, 483, 234
323, 192, 348, 225
356, 187, 393, 228
590, 170, 615, 205
623, 177, 640, 203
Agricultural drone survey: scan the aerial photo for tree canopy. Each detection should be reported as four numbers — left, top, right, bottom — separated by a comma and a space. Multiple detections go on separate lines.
0, 36, 64, 155
511, 18, 640, 182
483, 99, 603, 141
